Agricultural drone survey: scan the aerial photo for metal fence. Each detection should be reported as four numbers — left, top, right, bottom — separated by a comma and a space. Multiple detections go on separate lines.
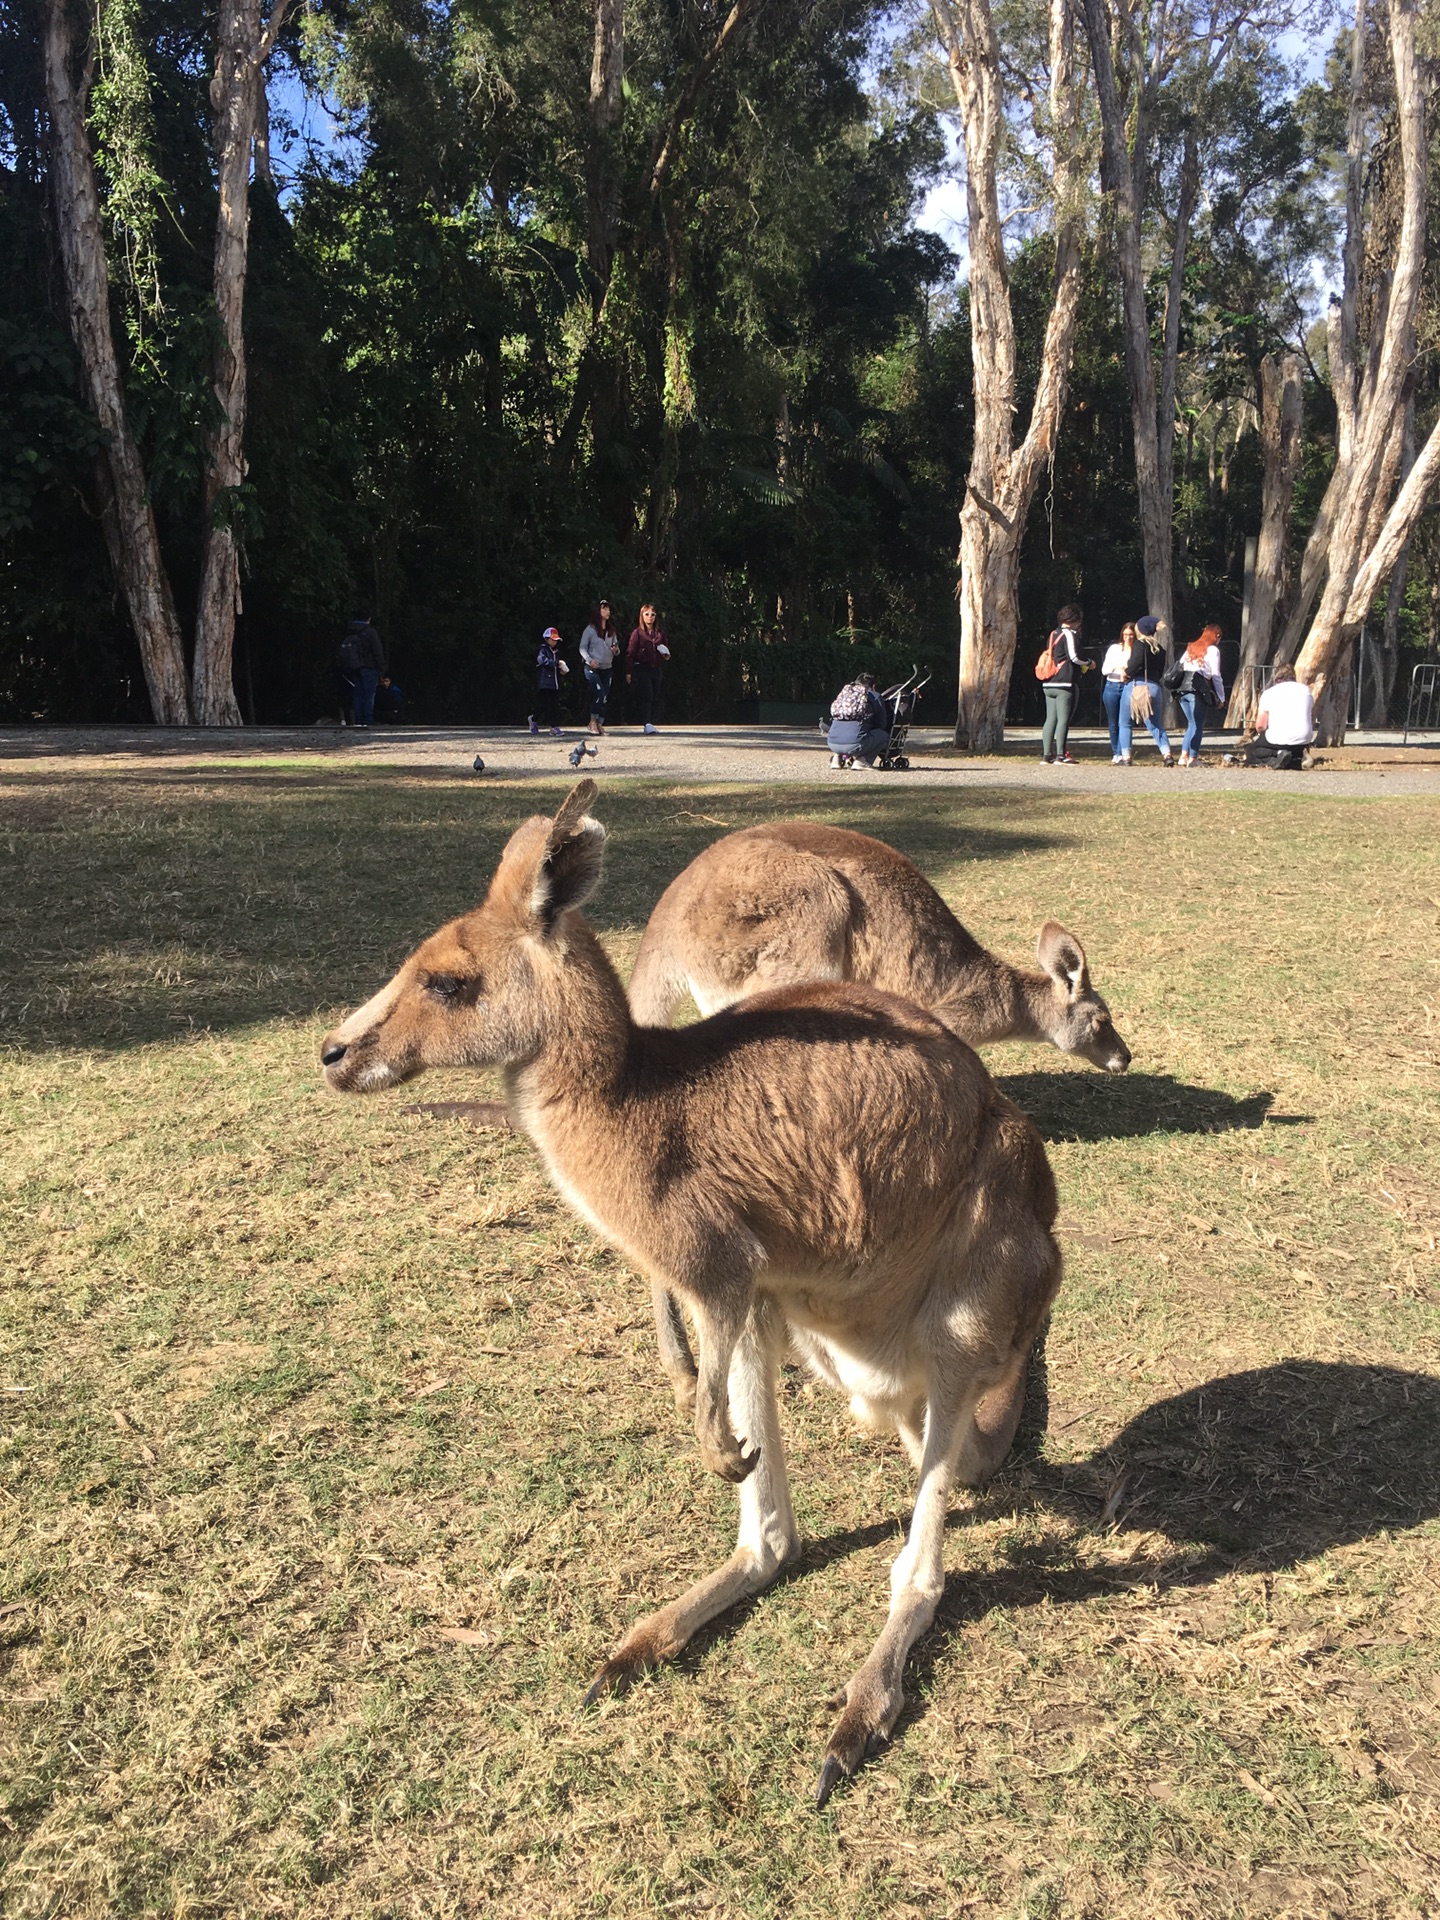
1403, 662, 1440, 744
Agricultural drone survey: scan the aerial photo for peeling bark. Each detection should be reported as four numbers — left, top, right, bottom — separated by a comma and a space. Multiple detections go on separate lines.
1296, 0, 1426, 740
932, 0, 1084, 750
43, 0, 192, 725
1226, 353, 1302, 725
191, 0, 293, 727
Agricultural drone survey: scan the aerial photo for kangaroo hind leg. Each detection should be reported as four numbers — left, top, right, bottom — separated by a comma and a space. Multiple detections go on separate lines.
585, 1301, 798, 1703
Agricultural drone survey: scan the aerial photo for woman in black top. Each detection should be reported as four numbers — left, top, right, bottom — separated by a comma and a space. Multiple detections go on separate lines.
1118, 614, 1175, 764
1040, 604, 1092, 763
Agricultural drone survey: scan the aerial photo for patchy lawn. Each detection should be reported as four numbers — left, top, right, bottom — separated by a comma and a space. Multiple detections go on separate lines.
1, 766, 1438, 1918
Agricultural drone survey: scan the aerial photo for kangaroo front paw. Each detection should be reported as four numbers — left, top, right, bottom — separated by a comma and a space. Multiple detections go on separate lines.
698, 1434, 760, 1482
815, 1674, 904, 1808
669, 1370, 698, 1418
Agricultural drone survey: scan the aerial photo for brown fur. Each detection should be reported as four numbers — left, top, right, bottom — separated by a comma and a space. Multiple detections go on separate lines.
320, 783, 1063, 1805
630, 822, 1131, 1069
628, 820, 1125, 1408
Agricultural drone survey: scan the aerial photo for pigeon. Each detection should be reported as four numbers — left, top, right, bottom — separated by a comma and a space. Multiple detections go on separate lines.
567, 740, 598, 769
472, 754, 485, 773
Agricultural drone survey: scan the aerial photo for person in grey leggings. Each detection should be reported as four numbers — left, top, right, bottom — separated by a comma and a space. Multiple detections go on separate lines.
1040, 604, 1091, 763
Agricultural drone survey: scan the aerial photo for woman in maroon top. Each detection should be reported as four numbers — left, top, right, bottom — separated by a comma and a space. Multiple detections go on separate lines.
626, 603, 670, 733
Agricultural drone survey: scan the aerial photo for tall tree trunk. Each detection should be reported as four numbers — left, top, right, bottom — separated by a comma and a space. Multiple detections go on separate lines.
1080, 0, 1171, 634
192, 0, 292, 725
43, 0, 192, 724
1296, 0, 1425, 738
1226, 353, 1302, 725
932, 0, 1084, 750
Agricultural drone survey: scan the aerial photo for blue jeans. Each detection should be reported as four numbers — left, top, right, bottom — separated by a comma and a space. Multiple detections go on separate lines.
1102, 680, 1125, 754
1179, 691, 1208, 756
354, 667, 380, 726
1119, 682, 1171, 758
828, 721, 889, 763
584, 667, 611, 721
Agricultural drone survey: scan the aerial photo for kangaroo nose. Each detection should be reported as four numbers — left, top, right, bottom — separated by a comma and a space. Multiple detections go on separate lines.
322, 1040, 348, 1066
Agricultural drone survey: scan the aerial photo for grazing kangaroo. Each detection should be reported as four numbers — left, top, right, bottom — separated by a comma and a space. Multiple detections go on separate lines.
630, 820, 1126, 1409
320, 783, 1062, 1805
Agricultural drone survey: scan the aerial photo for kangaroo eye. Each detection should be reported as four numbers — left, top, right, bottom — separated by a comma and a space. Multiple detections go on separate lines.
425, 973, 466, 1001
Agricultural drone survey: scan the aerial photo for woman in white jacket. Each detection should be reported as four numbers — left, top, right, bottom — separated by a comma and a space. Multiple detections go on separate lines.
1175, 623, 1224, 766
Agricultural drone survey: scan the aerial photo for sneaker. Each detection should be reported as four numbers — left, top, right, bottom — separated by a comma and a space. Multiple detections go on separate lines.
1060, 752, 1077, 764
528, 715, 539, 735
1119, 754, 1132, 765
1041, 754, 1054, 764
550, 726, 563, 738
829, 753, 842, 768
644, 723, 657, 735
1111, 754, 1122, 765
1161, 754, 1175, 767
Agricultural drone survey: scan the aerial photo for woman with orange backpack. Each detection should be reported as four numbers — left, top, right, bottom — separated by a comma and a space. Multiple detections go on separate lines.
1037, 603, 1093, 764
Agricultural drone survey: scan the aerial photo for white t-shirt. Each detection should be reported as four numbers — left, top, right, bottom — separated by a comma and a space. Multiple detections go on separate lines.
1259, 679, 1315, 745
1101, 643, 1129, 681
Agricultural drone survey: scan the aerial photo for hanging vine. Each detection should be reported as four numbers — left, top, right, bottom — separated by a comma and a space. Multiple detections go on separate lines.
88, 0, 168, 366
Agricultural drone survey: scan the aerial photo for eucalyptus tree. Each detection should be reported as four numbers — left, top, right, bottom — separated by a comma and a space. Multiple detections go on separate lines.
1078, 0, 1312, 640
926, 0, 1086, 750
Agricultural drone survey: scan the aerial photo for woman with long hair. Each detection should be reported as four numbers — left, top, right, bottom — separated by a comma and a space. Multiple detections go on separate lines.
1100, 621, 1136, 764
579, 599, 620, 734
1174, 623, 1224, 767
1040, 603, 1092, 764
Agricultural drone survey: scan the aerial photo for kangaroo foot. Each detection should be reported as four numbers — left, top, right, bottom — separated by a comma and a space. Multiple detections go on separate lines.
698, 1432, 760, 1482
815, 1672, 904, 1809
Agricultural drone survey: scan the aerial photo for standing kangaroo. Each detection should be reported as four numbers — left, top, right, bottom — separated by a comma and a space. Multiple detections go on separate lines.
320, 783, 1062, 1805
629, 820, 1127, 1409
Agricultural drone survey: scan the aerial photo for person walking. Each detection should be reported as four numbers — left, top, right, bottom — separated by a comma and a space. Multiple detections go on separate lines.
579, 600, 620, 734
529, 627, 569, 736
339, 612, 386, 728
1118, 614, 1174, 765
1100, 622, 1135, 763
626, 603, 670, 733
1168, 623, 1224, 766
1039, 604, 1091, 764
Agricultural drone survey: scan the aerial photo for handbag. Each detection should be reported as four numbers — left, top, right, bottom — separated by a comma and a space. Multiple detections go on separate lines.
1129, 681, 1154, 724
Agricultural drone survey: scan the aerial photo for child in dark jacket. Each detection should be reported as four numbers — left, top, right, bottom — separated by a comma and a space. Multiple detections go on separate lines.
529, 627, 569, 735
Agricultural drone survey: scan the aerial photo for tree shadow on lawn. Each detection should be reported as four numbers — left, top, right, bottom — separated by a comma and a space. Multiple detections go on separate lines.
4, 771, 1068, 1052
659, 1363, 1440, 1790
993, 1069, 1312, 1142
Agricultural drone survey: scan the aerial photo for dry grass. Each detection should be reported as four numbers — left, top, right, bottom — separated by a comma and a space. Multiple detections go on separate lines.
1, 766, 1438, 1919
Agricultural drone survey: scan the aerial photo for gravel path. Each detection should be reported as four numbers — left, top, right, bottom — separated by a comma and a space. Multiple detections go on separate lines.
4, 723, 1439, 796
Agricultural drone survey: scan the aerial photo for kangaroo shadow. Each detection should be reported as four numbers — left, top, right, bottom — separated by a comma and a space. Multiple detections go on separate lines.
675, 1362, 1440, 1797
993, 1070, 1312, 1143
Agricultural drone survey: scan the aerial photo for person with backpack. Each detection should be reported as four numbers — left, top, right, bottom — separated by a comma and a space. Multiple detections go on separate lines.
1036, 604, 1092, 763
529, 627, 569, 736
827, 671, 889, 767
1117, 614, 1174, 765
1163, 623, 1225, 766
339, 613, 386, 729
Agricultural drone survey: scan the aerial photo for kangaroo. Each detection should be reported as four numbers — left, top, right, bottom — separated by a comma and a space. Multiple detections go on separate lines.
320, 782, 1062, 1805
629, 820, 1126, 1409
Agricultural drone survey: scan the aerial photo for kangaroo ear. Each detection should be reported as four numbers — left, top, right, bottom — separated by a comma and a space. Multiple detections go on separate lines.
532, 781, 606, 926
1038, 920, 1089, 998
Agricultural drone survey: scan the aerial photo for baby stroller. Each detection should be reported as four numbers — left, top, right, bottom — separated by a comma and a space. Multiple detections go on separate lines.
873, 665, 930, 769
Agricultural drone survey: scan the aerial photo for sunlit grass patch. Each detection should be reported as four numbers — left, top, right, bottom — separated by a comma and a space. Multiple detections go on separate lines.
1, 770, 1437, 1916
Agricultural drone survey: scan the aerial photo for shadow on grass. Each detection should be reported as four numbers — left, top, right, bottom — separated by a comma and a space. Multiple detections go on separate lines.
662, 1363, 1440, 1792
4, 772, 1067, 1052
993, 1069, 1313, 1142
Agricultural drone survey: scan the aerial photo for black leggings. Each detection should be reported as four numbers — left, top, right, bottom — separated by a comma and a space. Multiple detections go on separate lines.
630, 667, 662, 726
533, 686, 560, 727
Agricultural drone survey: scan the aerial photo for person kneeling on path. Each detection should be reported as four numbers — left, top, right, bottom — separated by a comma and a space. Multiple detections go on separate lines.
1244, 664, 1314, 769
827, 671, 889, 768
529, 627, 569, 736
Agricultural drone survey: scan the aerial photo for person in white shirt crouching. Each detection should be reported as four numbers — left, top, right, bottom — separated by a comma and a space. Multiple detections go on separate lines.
1244, 665, 1315, 770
